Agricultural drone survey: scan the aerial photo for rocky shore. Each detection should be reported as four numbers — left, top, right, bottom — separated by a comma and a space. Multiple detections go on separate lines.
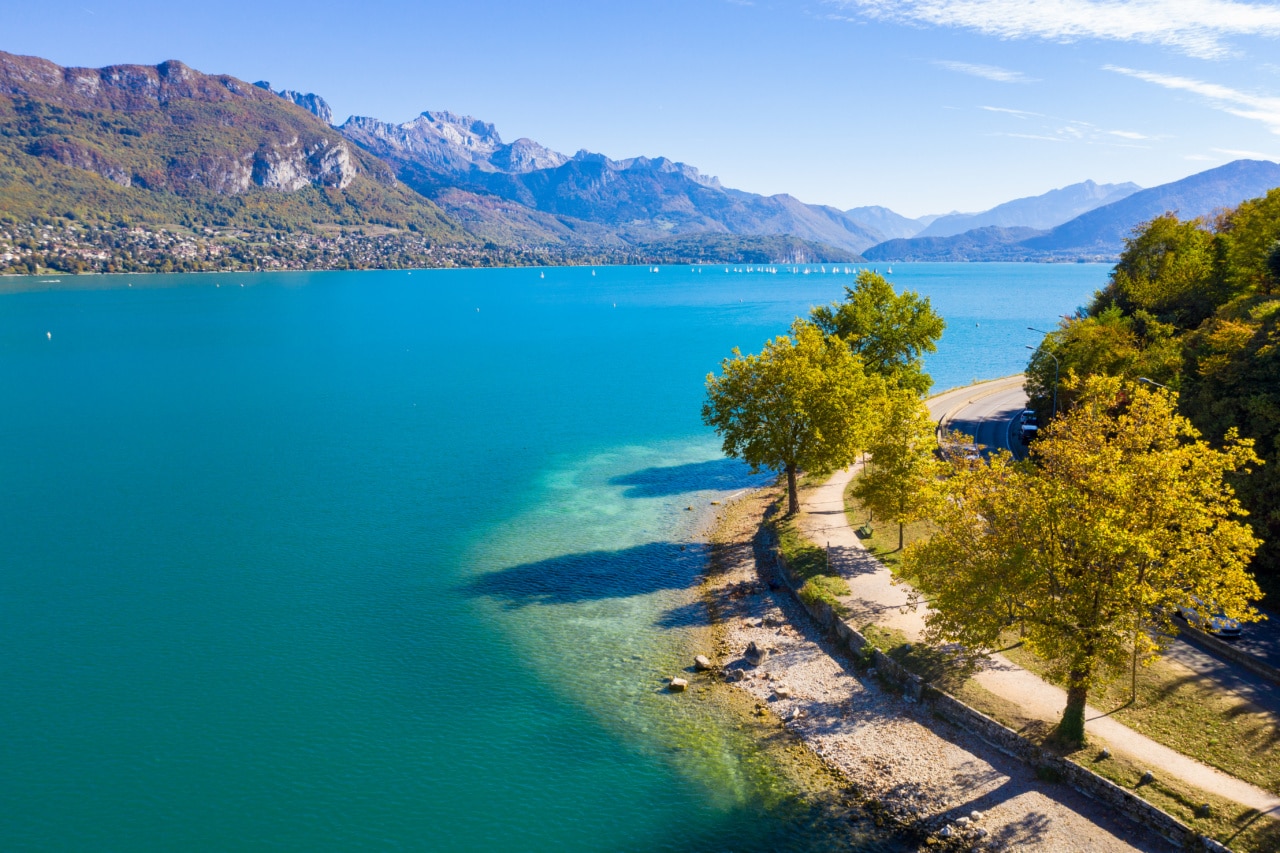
700, 483, 1174, 852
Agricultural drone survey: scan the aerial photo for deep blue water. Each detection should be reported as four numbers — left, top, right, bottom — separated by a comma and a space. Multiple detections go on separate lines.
0, 263, 1106, 850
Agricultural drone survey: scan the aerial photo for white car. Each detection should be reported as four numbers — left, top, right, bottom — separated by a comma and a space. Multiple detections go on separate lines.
1176, 598, 1241, 638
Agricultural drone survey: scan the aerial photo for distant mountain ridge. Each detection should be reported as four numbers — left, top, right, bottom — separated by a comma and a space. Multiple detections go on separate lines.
916, 180, 1141, 238
865, 160, 1280, 262
6, 48, 1280, 272
336, 109, 890, 253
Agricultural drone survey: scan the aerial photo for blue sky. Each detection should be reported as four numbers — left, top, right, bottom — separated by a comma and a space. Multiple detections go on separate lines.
9, 0, 1280, 217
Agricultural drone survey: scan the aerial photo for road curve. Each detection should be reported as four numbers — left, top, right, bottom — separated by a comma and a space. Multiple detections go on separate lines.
928, 376, 1029, 458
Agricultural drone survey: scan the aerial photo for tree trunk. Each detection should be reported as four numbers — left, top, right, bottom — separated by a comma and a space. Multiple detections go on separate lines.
1055, 670, 1089, 746
786, 463, 799, 516
898, 521, 904, 552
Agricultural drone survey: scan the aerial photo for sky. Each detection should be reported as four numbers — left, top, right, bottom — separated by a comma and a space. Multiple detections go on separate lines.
7, 0, 1280, 217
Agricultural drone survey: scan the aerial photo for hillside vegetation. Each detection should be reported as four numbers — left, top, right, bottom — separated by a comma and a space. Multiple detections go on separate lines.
1026, 190, 1280, 593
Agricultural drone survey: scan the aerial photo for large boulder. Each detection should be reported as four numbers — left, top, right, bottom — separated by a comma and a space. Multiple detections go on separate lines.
744, 641, 768, 666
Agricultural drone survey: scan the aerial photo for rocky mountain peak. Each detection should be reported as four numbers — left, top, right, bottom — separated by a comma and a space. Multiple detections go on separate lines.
254, 81, 334, 125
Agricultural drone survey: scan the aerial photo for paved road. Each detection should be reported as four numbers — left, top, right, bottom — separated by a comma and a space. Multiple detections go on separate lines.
936, 378, 1280, 714
930, 378, 1030, 458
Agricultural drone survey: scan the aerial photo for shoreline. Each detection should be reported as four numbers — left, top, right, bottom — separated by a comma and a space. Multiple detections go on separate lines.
699, 480, 1175, 852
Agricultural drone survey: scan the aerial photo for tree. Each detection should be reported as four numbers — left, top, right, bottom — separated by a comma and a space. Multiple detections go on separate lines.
852, 390, 943, 550
905, 376, 1262, 745
810, 270, 945, 395
703, 320, 881, 516
1093, 213, 1225, 328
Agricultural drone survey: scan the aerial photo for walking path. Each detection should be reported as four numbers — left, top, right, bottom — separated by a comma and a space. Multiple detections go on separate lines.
797, 383, 1280, 818
710, 489, 1174, 851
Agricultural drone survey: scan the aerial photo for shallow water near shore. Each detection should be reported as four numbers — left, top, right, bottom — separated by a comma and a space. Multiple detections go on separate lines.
0, 263, 1104, 850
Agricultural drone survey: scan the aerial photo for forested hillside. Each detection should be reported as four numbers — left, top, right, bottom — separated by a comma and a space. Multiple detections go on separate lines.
1026, 191, 1280, 593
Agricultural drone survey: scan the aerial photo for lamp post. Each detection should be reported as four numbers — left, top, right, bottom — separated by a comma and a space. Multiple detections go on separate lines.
1026, 346, 1059, 416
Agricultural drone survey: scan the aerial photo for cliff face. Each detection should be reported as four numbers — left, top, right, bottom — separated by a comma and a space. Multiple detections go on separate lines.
0, 51, 462, 239
254, 81, 334, 125
0, 51, 356, 195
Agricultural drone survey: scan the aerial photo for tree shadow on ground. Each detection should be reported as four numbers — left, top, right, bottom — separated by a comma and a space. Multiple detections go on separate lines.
464, 541, 703, 608
609, 457, 766, 498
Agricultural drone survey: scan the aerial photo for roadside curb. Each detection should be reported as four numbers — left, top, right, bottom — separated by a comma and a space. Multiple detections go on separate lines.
767, 539, 1233, 853
933, 375, 1026, 443
1178, 624, 1280, 689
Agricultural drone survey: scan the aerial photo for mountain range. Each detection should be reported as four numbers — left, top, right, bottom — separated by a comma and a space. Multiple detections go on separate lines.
864, 159, 1280, 262
2, 49, 1279, 269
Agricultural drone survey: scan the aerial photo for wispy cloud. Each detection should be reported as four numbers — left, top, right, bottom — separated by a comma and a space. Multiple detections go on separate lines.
994, 132, 1068, 142
834, 0, 1280, 59
1214, 146, 1280, 160
1107, 65, 1280, 134
1185, 153, 1218, 160
934, 60, 1035, 83
981, 109, 1153, 147
979, 105, 1044, 118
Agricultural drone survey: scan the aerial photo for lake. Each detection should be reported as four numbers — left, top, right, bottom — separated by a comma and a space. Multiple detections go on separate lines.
0, 263, 1106, 850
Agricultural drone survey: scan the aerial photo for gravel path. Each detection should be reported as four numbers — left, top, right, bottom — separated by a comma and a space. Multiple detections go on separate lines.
708, 487, 1174, 852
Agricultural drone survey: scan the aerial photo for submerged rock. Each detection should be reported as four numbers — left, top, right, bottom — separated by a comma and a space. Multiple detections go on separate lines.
668, 677, 688, 692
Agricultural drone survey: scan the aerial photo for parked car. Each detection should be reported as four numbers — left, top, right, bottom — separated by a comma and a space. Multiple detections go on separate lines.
1019, 409, 1038, 441
1175, 597, 1242, 638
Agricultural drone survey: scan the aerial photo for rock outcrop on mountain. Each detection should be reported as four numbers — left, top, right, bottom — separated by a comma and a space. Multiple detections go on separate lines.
915, 180, 1141, 238
340, 111, 568, 178
255, 81, 334, 125
0, 51, 461, 238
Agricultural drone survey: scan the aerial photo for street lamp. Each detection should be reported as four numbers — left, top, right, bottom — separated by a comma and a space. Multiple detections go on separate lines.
1026, 346, 1059, 416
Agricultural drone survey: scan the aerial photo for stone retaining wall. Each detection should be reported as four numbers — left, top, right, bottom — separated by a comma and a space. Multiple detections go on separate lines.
771, 546, 1231, 853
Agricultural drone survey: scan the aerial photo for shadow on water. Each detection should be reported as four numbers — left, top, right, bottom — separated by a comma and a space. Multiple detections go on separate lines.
609, 457, 762, 498
464, 542, 705, 608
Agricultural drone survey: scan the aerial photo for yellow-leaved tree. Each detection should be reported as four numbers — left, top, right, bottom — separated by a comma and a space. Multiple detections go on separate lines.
851, 390, 943, 550
905, 375, 1263, 745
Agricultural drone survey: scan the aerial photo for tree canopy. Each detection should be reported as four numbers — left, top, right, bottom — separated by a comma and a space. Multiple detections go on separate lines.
905, 376, 1262, 744
810, 270, 945, 396
703, 320, 881, 515
1025, 189, 1280, 594
851, 390, 942, 550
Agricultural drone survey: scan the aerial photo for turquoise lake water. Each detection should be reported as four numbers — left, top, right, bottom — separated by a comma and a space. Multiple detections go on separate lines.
0, 263, 1107, 850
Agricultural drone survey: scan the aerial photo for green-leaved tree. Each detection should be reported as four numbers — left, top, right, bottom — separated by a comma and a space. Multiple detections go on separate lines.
810, 270, 945, 396
703, 320, 881, 516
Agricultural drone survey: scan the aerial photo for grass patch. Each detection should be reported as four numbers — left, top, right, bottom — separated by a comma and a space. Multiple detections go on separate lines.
860, 623, 979, 693
999, 639, 1280, 797
842, 471, 934, 580
770, 497, 850, 613
1061, 738, 1280, 852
